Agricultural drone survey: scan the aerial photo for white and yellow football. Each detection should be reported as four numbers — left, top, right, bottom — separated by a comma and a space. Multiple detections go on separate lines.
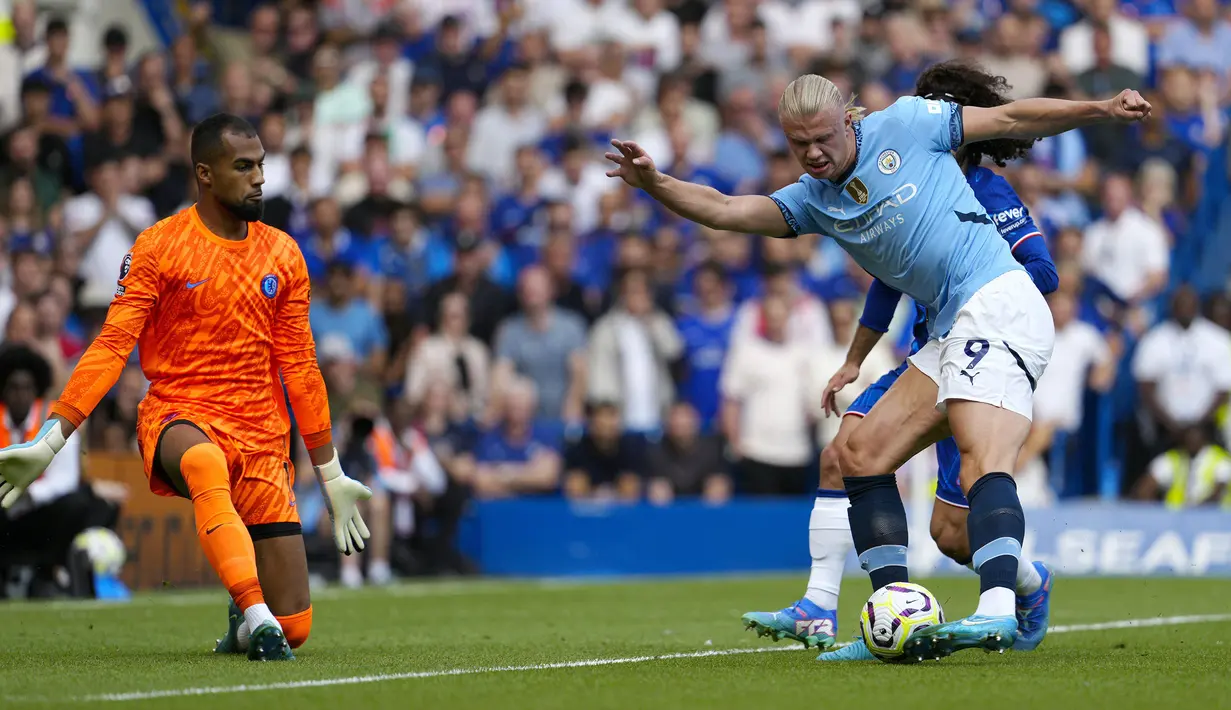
859, 582, 945, 661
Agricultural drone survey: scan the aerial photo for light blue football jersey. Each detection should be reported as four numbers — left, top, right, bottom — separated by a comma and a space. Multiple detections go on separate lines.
770, 96, 1025, 337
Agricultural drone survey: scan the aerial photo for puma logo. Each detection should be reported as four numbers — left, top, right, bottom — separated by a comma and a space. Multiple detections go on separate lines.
959, 370, 980, 385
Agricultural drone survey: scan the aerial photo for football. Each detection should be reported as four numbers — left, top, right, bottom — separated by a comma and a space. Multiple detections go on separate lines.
859, 582, 945, 661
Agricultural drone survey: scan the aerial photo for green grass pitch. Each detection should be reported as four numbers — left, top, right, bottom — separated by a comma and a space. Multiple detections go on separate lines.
1, 575, 1229, 709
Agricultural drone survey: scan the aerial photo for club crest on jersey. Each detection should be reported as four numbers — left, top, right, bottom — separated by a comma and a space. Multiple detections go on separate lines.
845, 177, 870, 205
261, 274, 279, 298
877, 150, 901, 175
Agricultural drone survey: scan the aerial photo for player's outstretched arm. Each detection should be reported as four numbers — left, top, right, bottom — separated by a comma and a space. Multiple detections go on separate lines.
962, 88, 1152, 144
0, 240, 159, 507
605, 139, 793, 237
273, 247, 372, 555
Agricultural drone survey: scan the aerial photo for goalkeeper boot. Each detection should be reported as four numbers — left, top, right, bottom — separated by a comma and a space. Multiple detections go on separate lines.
742, 598, 837, 649
817, 635, 876, 662
247, 621, 295, 661
903, 614, 1016, 661
1013, 562, 1054, 651
214, 599, 244, 654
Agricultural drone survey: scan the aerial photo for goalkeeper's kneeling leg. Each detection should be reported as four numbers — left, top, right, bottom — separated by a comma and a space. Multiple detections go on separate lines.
277, 606, 313, 649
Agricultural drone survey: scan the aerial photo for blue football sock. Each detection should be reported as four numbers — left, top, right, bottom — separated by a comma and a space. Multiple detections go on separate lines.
843, 474, 909, 590
967, 472, 1025, 604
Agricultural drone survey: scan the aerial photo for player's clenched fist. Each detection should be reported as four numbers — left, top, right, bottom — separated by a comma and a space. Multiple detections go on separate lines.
605, 139, 660, 189
1106, 89, 1151, 123
314, 450, 373, 555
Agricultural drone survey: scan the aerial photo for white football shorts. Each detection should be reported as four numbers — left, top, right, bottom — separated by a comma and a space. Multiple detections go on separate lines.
909, 270, 1055, 421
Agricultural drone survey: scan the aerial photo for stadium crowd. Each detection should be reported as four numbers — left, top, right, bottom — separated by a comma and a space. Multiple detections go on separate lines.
2, 0, 1231, 589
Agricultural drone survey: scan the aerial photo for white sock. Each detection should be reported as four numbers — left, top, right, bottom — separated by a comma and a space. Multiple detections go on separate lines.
804, 495, 851, 610
973, 586, 1015, 617
236, 620, 251, 651
243, 602, 279, 637
1016, 558, 1042, 596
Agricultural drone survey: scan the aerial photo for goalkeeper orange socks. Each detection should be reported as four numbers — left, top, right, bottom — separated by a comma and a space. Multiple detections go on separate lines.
277, 606, 313, 649
182, 443, 272, 620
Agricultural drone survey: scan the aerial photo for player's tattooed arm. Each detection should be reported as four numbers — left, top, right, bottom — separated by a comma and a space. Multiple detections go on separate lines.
962, 88, 1152, 144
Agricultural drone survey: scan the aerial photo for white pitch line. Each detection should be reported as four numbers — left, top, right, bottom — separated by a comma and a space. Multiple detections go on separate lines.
51, 612, 1230, 704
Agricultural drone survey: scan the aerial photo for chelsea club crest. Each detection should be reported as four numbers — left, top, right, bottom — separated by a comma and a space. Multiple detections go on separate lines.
878, 150, 901, 175
261, 274, 279, 299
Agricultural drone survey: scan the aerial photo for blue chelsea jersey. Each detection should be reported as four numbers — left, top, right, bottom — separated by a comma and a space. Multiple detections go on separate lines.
771, 96, 1025, 337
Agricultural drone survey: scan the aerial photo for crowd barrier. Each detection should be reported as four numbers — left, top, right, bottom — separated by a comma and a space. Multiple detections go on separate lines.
86, 453, 1231, 590
459, 498, 1231, 578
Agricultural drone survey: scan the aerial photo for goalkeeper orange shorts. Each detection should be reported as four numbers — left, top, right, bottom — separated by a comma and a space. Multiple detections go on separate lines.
135, 405, 301, 537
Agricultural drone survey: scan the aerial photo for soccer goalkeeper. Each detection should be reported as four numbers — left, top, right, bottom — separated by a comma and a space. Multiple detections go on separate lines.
0, 114, 371, 661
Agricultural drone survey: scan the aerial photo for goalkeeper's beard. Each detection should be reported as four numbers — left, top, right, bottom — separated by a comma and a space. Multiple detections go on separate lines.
222, 197, 265, 223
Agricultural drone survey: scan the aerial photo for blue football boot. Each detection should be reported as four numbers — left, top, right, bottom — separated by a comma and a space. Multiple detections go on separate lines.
741, 598, 837, 649
902, 614, 1017, 661
816, 635, 876, 662
1013, 562, 1054, 651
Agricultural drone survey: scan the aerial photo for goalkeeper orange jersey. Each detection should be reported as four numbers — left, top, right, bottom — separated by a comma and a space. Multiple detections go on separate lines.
51, 205, 332, 474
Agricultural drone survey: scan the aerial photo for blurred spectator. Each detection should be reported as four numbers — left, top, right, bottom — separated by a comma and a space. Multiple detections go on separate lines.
1021, 291, 1117, 490
300, 196, 377, 280
676, 261, 736, 432
263, 146, 316, 236
1078, 26, 1146, 166
467, 63, 546, 188
982, 14, 1048, 100
348, 22, 414, 128
1133, 285, 1231, 453
492, 265, 587, 423
588, 267, 683, 439
473, 377, 562, 499
646, 401, 731, 505
1, 115, 67, 218
310, 45, 372, 191
62, 153, 155, 309
563, 401, 642, 501
1060, 0, 1150, 77
1155, 0, 1231, 80
417, 231, 511, 346
406, 292, 490, 418
408, 383, 476, 575
1081, 173, 1170, 317
721, 293, 816, 496
310, 262, 389, 382
732, 261, 833, 349
614, 0, 683, 73
24, 17, 99, 137
542, 229, 597, 323
1135, 424, 1231, 507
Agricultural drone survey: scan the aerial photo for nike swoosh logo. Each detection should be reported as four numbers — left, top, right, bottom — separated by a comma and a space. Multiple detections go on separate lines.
205, 524, 223, 535
186, 278, 211, 289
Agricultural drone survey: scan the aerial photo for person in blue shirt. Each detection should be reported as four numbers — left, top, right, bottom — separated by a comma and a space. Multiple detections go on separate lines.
746, 63, 1060, 660
606, 61, 1149, 657
675, 262, 738, 433
472, 378, 562, 498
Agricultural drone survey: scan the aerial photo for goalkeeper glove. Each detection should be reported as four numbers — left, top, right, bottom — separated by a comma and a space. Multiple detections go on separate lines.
0, 419, 67, 509
314, 450, 373, 555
